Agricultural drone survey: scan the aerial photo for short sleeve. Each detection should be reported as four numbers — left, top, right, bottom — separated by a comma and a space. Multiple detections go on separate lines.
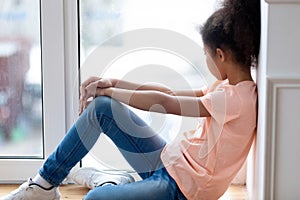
200, 85, 241, 124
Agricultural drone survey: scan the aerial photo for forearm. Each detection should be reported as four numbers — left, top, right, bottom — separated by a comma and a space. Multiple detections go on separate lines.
99, 87, 168, 113
110, 78, 204, 97
111, 78, 171, 93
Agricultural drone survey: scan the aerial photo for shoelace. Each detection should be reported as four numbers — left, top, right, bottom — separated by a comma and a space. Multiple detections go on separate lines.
28, 182, 54, 191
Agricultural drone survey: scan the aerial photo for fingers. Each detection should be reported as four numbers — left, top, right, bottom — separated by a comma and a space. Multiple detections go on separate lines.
79, 95, 94, 115
79, 77, 102, 115
79, 77, 113, 115
80, 76, 100, 99
79, 95, 87, 115
79, 85, 94, 115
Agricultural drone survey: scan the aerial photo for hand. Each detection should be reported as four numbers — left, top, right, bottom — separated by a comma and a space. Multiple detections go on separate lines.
79, 77, 113, 114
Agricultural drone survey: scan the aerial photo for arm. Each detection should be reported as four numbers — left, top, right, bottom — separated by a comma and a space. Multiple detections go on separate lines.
110, 78, 205, 97
80, 77, 205, 97
79, 76, 206, 114
97, 87, 210, 118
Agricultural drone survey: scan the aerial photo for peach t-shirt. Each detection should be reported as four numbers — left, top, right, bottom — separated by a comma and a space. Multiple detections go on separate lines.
161, 80, 257, 200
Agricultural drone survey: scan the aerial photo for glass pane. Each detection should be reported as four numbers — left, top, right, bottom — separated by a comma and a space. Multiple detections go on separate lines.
0, 0, 42, 157
80, 0, 216, 61
79, 0, 216, 134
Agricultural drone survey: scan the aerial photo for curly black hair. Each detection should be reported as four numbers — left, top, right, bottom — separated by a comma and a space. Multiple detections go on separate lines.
200, 0, 261, 68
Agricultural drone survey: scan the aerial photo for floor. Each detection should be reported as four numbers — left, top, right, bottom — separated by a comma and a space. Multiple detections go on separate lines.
0, 184, 248, 200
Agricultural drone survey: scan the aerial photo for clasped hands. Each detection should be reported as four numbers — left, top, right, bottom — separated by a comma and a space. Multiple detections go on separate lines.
79, 76, 112, 115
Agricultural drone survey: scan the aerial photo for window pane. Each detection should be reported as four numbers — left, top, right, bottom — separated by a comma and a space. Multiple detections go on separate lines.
0, 0, 43, 157
80, 0, 216, 60
79, 0, 216, 138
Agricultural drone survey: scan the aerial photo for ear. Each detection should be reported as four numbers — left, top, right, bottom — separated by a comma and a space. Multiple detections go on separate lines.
216, 48, 226, 62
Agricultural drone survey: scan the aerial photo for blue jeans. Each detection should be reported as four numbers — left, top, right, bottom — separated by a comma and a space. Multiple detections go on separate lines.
39, 96, 186, 200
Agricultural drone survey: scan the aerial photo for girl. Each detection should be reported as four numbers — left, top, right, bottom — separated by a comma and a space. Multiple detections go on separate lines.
2, 0, 260, 199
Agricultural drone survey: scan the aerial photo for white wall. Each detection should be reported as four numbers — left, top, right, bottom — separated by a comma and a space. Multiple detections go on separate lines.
248, 0, 300, 199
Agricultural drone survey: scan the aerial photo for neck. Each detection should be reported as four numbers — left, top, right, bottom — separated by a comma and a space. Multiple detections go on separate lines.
226, 63, 253, 85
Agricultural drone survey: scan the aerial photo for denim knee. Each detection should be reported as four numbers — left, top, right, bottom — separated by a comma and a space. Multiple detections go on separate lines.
91, 96, 114, 116
76, 96, 109, 128
94, 96, 133, 124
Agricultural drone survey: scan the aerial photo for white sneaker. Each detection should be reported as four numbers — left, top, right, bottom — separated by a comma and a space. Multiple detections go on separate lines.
68, 167, 135, 189
0, 178, 60, 200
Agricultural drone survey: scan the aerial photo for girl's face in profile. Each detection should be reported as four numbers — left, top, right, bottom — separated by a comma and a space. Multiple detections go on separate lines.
204, 46, 223, 80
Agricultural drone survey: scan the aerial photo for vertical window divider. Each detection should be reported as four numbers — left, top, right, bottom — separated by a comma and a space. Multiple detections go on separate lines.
41, 0, 66, 157
63, 0, 80, 131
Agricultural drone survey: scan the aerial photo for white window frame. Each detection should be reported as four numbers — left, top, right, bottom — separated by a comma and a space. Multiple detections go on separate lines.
64, 0, 80, 130
0, 0, 77, 183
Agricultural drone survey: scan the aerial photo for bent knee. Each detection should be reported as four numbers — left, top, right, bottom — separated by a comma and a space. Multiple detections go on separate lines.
83, 96, 113, 115
94, 96, 112, 105
93, 96, 114, 112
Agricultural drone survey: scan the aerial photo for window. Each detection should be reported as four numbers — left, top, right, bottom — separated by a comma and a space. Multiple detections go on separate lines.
0, 0, 67, 182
